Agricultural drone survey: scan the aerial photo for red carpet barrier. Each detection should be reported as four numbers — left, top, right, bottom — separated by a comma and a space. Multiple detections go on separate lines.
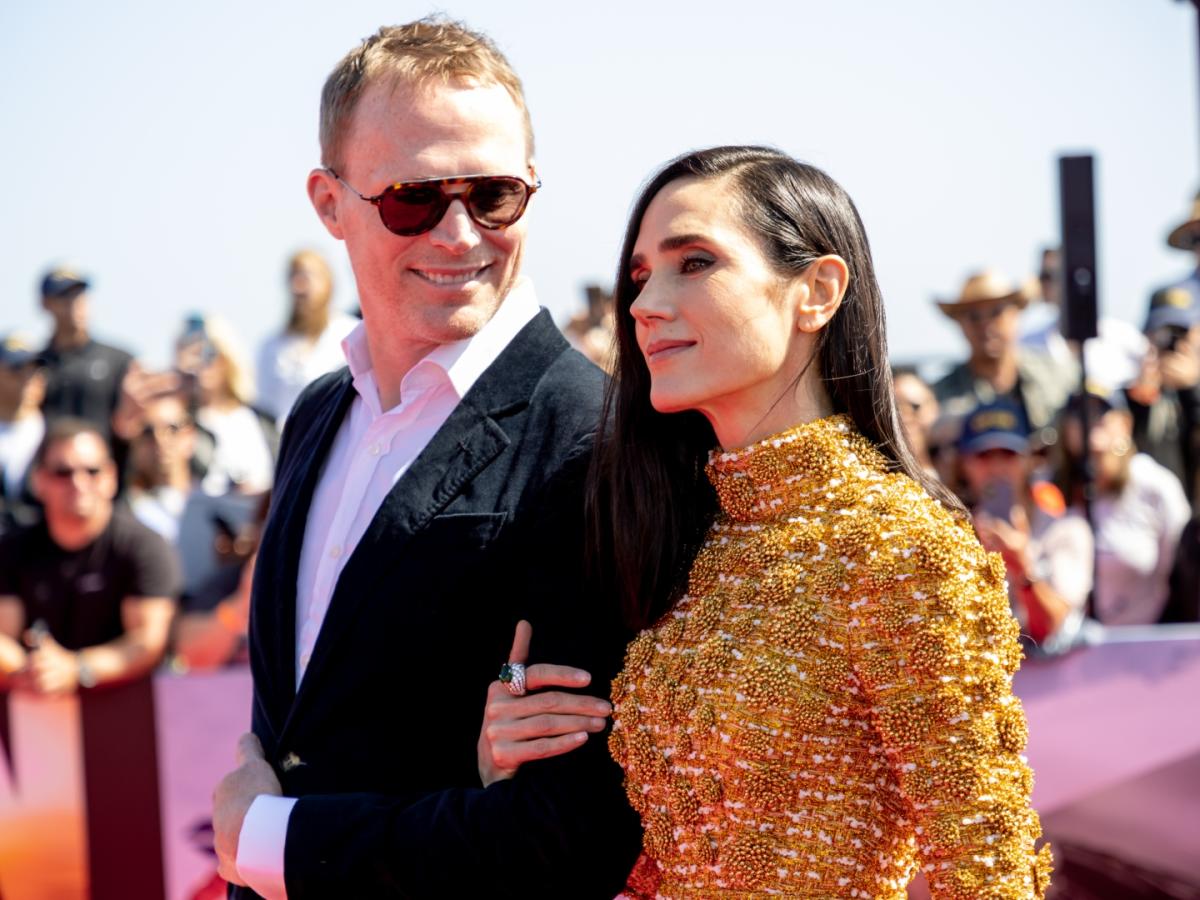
0, 628, 1197, 898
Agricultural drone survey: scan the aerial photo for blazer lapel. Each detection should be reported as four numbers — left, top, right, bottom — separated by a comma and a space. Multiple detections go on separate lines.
278, 311, 572, 735
281, 398, 509, 733
258, 371, 355, 726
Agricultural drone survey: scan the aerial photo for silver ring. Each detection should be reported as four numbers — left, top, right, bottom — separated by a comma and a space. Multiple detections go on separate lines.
499, 662, 527, 696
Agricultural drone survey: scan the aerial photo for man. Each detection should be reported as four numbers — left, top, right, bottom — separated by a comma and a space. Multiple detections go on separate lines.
0, 419, 178, 692
934, 268, 1077, 445
957, 399, 1092, 652
213, 19, 639, 898
0, 334, 47, 533
256, 250, 359, 426
36, 266, 133, 443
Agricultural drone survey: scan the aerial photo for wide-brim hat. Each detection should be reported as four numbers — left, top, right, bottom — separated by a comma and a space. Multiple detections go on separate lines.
936, 269, 1033, 319
1167, 192, 1200, 251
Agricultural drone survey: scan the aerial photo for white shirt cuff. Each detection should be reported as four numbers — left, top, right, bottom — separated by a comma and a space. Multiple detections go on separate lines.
236, 794, 297, 900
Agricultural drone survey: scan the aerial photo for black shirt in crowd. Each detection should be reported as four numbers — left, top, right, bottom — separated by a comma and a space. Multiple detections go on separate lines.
38, 338, 133, 441
0, 504, 181, 649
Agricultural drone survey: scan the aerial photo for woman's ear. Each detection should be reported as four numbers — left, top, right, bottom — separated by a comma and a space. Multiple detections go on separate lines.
792, 255, 849, 334
307, 169, 346, 240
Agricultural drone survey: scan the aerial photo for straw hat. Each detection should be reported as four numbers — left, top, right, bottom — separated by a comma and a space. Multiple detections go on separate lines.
1166, 191, 1200, 251
936, 269, 1033, 319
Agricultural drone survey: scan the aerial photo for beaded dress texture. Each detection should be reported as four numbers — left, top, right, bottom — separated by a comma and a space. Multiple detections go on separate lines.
609, 416, 1052, 899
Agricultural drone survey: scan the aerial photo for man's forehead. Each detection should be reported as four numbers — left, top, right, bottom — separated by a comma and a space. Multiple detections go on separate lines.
345, 78, 529, 181
47, 433, 109, 463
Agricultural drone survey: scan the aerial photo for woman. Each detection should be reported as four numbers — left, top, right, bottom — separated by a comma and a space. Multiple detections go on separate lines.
480, 147, 1052, 898
175, 314, 276, 496
1056, 387, 1190, 625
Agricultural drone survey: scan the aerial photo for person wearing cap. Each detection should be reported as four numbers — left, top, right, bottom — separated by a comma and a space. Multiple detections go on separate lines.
933, 269, 1077, 448
1054, 386, 1190, 625
1126, 282, 1200, 508
36, 266, 133, 444
0, 334, 47, 534
958, 398, 1093, 650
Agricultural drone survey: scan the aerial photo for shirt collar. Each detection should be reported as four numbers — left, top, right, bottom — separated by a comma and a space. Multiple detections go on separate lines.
341, 277, 541, 414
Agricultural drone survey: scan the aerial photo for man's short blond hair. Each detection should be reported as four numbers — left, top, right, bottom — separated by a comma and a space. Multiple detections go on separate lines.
319, 17, 534, 173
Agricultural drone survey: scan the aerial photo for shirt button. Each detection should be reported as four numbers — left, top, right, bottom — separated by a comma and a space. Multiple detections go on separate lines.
330, 545, 342, 559
369, 443, 381, 456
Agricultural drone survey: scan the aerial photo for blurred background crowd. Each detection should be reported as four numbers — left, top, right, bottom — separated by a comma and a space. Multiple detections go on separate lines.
1, 182, 1199, 687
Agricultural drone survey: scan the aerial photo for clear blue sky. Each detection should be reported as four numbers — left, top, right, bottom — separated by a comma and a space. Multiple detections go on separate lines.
1, 0, 1195, 372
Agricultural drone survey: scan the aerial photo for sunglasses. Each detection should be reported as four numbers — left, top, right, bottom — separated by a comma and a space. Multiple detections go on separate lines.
328, 170, 540, 236
47, 465, 104, 480
139, 421, 190, 440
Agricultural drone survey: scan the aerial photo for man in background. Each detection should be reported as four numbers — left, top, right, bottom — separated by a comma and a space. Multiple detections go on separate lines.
36, 266, 132, 444
0, 419, 178, 692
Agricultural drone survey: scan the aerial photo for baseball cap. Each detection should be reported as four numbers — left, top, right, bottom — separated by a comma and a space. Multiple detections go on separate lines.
957, 398, 1031, 455
1145, 284, 1200, 333
40, 265, 90, 298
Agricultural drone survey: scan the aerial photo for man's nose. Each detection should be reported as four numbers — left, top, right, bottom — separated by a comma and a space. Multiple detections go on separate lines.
427, 199, 482, 253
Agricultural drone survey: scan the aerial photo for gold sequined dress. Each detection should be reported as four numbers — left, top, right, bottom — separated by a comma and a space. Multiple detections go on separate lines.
609, 415, 1053, 899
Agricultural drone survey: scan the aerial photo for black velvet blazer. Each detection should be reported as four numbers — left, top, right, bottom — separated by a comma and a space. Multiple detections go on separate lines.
236, 310, 641, 898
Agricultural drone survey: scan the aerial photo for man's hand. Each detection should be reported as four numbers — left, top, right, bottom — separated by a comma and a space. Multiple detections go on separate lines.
23, 630, 80, 695
213, 732, 282, 887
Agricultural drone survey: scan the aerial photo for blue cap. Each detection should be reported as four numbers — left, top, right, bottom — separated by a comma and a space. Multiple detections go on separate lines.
40, 265, 90, 298
958, 399, 1031, 455
0, 333, 38, 368
1145, 283, 1200, 333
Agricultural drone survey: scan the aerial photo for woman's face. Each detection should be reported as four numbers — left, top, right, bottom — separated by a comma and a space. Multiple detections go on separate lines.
627, 176, 809, 439
1063, 407, 1132, 488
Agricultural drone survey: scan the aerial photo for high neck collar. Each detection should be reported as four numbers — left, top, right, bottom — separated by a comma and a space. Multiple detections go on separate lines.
705, 414, 886, 522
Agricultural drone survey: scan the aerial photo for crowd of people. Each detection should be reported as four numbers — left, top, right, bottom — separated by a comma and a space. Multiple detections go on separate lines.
1, 194, 1199, 691
0, 251, 356, 690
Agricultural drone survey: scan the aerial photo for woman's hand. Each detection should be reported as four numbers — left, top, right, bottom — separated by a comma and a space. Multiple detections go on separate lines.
477, 620, 613, 788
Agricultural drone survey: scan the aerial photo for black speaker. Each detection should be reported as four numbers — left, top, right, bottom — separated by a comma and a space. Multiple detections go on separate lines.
1058, 155, 1100, 342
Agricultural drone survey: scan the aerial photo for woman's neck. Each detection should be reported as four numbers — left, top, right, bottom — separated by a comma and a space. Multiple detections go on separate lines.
704, 374, 835, 451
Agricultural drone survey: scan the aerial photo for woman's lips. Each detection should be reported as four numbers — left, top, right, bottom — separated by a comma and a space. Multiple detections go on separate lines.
644, 339, 696, 362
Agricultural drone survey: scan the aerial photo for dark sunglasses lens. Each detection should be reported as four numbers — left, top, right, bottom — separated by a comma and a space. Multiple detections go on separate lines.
467, 178, 528, 227
50, 466, 102, 479
378, 185, 447, 235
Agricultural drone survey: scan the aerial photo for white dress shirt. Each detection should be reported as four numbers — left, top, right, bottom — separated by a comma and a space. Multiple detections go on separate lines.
236, 281, 540, 899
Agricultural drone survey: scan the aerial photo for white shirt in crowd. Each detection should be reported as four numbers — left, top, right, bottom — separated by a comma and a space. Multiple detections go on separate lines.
256, 312, 360, 426
236, 279, 541, 900
197, 405, 275, 496
0, 415, 44, 497
1091, 453, 1192, 625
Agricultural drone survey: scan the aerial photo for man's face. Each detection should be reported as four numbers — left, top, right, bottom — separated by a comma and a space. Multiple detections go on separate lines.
131, 395, 195, 487
952, 299, 1021, 361
34, 433, 117, 526
42, 288, 89, 334
311, 79, 532, 365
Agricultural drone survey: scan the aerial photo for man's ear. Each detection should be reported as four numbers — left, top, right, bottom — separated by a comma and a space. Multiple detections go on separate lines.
791, 255, 849, 334
307, 169, 346, 241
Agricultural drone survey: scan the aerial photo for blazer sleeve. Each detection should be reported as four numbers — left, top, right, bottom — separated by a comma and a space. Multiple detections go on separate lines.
280, 434, 643, 899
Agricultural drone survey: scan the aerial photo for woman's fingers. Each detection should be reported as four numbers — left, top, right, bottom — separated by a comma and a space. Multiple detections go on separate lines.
506, 619, 532, 666
491, 732, 589, 770
525, 662, 592, 691
486, 712, 607, 744
484, 688, 612, 722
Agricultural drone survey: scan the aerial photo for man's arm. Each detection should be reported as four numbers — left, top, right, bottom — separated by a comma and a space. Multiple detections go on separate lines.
0, 596, 28, 686
24, 595, 174, 694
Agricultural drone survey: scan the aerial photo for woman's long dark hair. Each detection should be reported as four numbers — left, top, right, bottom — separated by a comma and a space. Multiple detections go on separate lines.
587, 146, 966, 631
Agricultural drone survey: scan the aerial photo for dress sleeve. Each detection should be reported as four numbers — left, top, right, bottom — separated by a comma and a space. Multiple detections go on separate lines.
847, 502, 1053, 899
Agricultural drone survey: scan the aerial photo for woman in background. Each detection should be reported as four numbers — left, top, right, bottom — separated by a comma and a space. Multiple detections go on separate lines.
1056, 387, 1190, 625
478, 147, 1052, 898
